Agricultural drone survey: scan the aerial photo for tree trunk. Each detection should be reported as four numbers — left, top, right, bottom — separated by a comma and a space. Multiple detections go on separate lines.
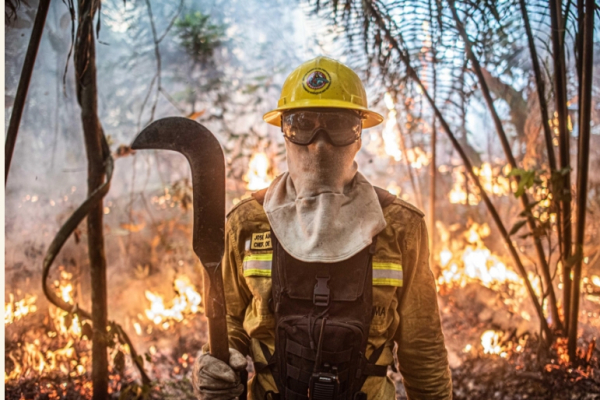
429, 118, 437, 269
568, 0, 594, 361
550, 0, 573, 334
74, 1, 108, 398
428, 0, 438, 271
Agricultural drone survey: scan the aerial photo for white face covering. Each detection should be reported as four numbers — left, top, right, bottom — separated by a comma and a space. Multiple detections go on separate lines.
263, 132, 387, 263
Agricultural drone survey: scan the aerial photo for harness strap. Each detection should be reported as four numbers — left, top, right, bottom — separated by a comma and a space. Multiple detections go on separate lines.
369, 343, 387, 366
361, 363, 388, 377
256, 340, 282, 394
287, 339, 354, 364
354, 343, 388, 391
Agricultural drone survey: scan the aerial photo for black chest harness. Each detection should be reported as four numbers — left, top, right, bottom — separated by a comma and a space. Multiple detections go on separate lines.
253, 188, 396, 400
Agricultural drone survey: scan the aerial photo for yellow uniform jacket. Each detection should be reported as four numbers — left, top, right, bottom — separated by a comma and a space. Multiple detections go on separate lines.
221, 190, 452, 400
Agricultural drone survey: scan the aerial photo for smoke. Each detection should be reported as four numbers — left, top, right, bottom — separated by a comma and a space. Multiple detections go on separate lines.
3, 0, 345, 360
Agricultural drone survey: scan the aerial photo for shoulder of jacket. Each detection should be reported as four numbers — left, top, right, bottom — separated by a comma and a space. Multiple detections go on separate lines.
227, 196, 256, 218
226, 191, 269, 229
388, 198, 425, 219
226, 193, 265, 218
227, 187, 268, 218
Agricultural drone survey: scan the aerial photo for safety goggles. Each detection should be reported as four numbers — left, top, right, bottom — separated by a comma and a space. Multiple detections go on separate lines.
281, 109, 363, 146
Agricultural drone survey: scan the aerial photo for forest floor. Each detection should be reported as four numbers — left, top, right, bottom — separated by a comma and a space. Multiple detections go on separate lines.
6, 317, 600, 400
6, 349, 600, 400
5, 283, 600, 400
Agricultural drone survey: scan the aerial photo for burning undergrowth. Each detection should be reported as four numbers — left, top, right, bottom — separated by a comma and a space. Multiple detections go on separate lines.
5, 180, 210, 399
5, 154, 600, 399
449, 337, 600, 399
433, 221, 600, 399
5, 260, 209, 400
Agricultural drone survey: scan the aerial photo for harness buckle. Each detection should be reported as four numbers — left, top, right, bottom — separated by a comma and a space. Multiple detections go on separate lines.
313, 275, 330, 307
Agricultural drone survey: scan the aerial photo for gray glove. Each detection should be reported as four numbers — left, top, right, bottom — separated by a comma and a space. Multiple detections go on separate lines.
192, 348, 248, 400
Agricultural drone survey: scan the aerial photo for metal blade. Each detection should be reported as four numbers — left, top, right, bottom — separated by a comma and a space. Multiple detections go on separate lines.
131, 117, 225, 266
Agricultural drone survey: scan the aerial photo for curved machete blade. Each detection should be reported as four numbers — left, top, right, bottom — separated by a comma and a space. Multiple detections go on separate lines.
131, 117, 225, 266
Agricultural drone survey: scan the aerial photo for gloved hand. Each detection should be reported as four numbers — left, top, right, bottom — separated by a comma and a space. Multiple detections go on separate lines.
192, 348, 248, 400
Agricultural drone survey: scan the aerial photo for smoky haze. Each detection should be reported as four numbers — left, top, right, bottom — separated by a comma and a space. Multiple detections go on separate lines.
4, 0, 345, 360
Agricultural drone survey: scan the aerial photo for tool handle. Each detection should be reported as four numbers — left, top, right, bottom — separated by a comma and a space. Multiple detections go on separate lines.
206, 282, 248, 400
202, 263, 230, 362
206, 314, 229, 362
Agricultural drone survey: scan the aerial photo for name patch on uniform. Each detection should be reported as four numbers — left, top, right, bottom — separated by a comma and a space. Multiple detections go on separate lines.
250, 232, 272, 250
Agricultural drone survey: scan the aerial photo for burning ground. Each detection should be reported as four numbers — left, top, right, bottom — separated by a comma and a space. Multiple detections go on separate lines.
5, 154, 600, 399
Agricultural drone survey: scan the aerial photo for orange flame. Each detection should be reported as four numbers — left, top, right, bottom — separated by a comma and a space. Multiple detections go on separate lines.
382, 93, 403, 161
437, 223, 519, 289
5, 293, 37, 325
244, 152, 274, 191
448, 163, 511, 205
5, 271, 88, 383
144, 276, 202, 330
481, 330, 504, 356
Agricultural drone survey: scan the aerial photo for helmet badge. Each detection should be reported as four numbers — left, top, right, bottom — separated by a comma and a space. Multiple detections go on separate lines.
302, 68, 332, 94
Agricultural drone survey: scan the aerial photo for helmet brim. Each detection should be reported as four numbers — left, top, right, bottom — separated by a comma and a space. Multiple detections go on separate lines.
263, 100, 384, 129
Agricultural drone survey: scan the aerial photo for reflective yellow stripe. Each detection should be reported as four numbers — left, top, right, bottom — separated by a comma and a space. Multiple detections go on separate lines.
372, 278, 403, 287
372, 262, 402, 271
243, 268, 272, 277
244, 254, 273, 262
372, 261, 403, 287
242, 255, 402, 286
243, 253, 273, 277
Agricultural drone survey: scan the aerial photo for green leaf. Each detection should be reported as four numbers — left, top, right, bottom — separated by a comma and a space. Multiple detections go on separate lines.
508, 168, 538, 198
507, 167, 526, 177
509, 219, 527, 236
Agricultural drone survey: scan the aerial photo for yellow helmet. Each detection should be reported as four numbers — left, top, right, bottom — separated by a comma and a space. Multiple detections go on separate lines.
263, 56, 384, 129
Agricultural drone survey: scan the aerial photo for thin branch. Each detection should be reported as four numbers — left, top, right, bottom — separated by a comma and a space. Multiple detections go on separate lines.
156, 0, 184, 43
145, 0, 162, 123
137, 73, 158, 132
5, 0, 51, 184
159, 87, 186, 114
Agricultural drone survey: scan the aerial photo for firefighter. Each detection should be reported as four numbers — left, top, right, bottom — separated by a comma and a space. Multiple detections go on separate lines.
193, 56, 452, 400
